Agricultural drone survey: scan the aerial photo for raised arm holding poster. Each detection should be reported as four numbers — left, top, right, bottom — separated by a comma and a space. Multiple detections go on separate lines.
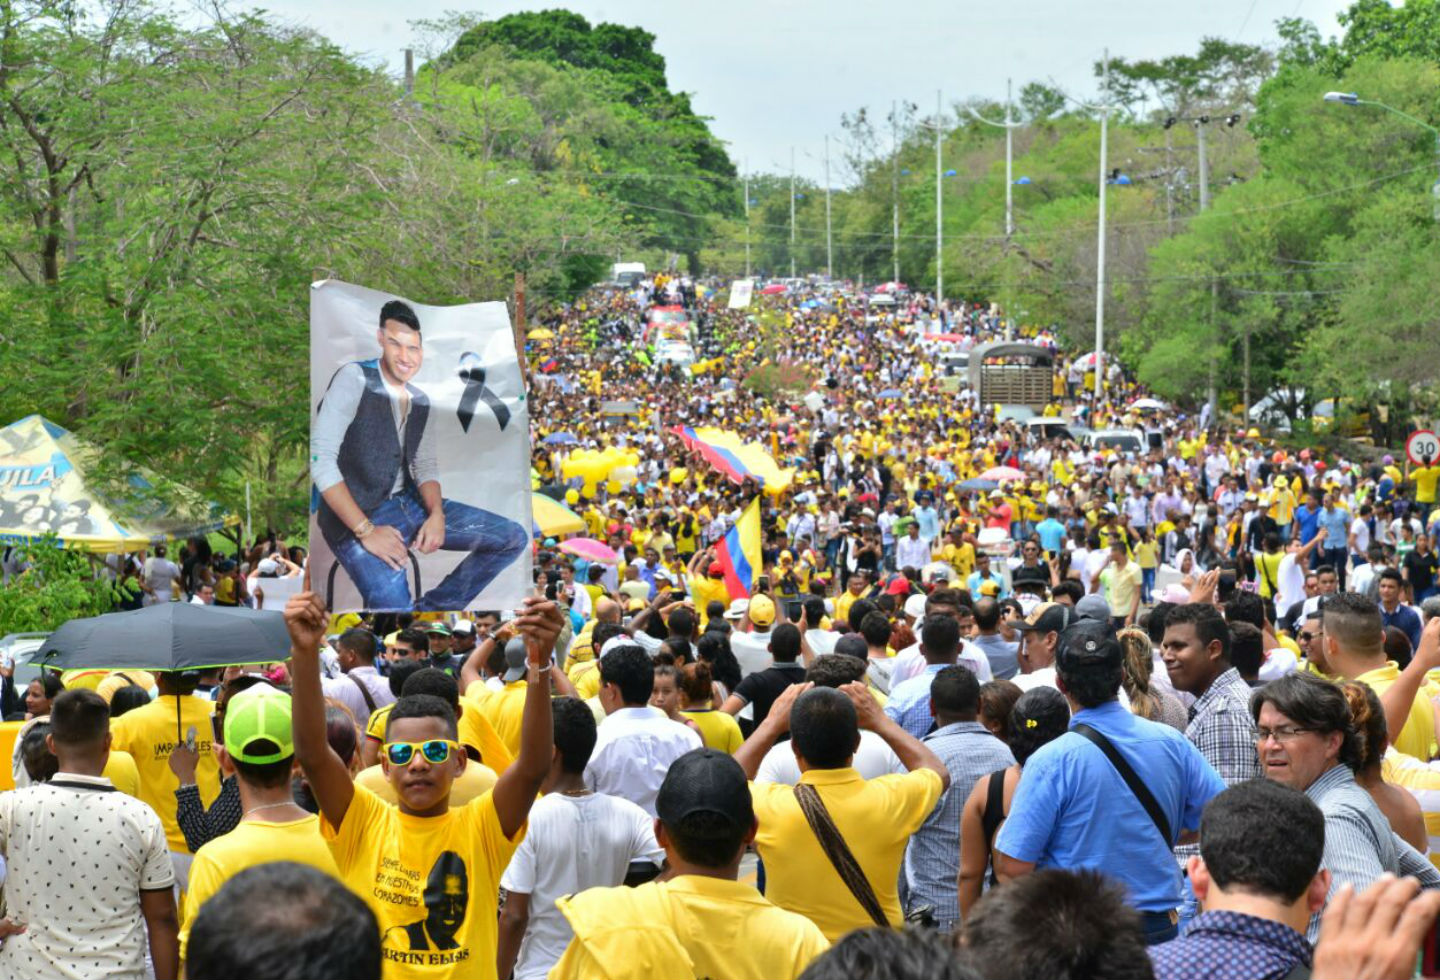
309, 280, 532, 613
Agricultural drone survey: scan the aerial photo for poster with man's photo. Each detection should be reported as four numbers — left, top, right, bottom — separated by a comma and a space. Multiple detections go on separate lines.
309, 280, 532, 613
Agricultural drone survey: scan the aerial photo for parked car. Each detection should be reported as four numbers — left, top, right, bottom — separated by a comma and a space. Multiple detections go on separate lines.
1083, 428, 1146, 454
1024, 417, 1074, 442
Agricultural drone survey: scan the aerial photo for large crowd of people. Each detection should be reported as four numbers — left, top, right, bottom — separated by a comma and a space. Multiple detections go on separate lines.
3, 274, 1440, 978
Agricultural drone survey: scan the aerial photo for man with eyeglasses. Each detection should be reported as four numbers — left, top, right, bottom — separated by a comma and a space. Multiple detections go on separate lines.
1251, 672, 1438, 940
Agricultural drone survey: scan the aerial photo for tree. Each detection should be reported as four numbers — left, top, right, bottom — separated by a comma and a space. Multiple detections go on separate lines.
0, 536, 127, 634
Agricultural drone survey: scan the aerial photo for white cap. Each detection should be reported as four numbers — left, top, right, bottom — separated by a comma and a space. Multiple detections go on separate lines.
903, 593, 928, 620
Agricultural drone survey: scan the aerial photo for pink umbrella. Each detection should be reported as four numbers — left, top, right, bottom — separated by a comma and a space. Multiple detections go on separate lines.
558, 538, 619, 564
759, 284, 787, 295
979, 466, 1026, 483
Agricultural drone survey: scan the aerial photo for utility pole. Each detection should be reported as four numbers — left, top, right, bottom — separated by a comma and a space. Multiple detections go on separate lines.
403, 49, 415, 101
743, 166, 751, 280
789, 146, 796, 279
892, 100, 901, 285
1005, 78, 1014, 238
935, 89, 943, 302
824, 134, 833, 279
1093, 50, 1109, 400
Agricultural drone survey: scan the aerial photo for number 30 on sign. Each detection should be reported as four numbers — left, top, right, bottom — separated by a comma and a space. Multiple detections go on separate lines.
1407, 430, 1439, 467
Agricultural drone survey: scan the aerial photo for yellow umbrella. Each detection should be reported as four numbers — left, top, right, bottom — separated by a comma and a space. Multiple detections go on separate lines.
527, 328, 555, 341
532, 493, 585, 537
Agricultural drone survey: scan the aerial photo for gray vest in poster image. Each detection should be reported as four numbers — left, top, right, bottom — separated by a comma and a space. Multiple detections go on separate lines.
315, 359, 429, 546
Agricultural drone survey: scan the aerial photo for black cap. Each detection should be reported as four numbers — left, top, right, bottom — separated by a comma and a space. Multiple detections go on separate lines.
1015, 602, 1075, 635
655, 748, 754, 829
1055, 620, 1123, 671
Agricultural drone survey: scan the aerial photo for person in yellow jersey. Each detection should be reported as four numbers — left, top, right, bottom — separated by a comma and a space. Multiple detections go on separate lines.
357, 668, 500, 805
550, 748, 829, 980
179, 682, 341, 960
109, 669, 221, 891
288, 589, 562, 980
472, 638, 533, 758
676, 662, 743, 753
1320, 592, 1436, 762
735, 681, 948, 942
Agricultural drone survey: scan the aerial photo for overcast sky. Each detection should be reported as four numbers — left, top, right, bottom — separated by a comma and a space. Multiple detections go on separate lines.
257, 0, 1351, 181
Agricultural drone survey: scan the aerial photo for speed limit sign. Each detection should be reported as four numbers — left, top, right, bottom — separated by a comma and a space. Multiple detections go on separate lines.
1407, 430, 1439, 466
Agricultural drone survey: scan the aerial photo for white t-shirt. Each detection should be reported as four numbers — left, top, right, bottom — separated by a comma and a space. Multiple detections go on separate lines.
1012, 666, 1132, 710
890, 641, 994, 687
143, 557, 179, 600
754, 729, 907, 785
1350, 517, 1371, 554
499, 792, 664, 980
728, 629, 774, 678
1275, 553, 1307, 617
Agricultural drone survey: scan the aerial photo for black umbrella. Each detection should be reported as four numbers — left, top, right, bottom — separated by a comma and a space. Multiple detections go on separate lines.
35, 602, 290, 673
35, 602, 293, 745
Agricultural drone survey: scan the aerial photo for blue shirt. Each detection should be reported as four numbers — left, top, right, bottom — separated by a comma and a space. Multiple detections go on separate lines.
1036, 518, 1067, 555
884, 663, 948, 738
1381, 602, 1423, 651
1293, 504, 1321, 544
1317, 506, 1350, 546
994, 700, 1225, 911
1149, 910, 1310, 980
916, 506, 940, 541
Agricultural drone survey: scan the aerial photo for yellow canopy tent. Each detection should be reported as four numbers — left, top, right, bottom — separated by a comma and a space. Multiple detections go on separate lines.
0, 415, 236, 553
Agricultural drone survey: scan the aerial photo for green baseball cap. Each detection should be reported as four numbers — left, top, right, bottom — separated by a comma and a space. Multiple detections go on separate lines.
224, 682, 294, 765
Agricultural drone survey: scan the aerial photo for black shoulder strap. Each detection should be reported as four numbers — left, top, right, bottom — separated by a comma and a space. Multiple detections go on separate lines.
1281, 961, 1312, 980
982, 768, 1006, 844
792, 783, 890, 928
1071, 723, 1173, 846
347, 673, 378, 714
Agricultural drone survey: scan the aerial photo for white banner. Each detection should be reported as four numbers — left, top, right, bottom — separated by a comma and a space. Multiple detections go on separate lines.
309, 280, 532, 613
728, 279, 754, 309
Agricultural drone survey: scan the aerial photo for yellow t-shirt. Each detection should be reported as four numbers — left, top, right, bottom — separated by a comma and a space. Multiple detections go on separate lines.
1414, 466, 1440, 504
941, 542, 976, 578
104, 749, 141, 798
1255, 552, 1285, 599
1133, 541, 1159, 570
109, 694, 220, 852
567, 660, 603, 702
181, 815, 341, 958
688, 576, 731, 628
321, 785, 522, 980
833, 591, 862, 630
355, 762, 498, 807
678, 709, 744, 753
750, 767, 943, 941
551, 876, 829, 980
1381, 749, 1440, 869
475, 680, 528, 758
1359, 663, 1438, 762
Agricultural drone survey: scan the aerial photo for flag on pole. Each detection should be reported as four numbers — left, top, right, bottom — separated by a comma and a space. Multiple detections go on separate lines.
715, 497, 762, 599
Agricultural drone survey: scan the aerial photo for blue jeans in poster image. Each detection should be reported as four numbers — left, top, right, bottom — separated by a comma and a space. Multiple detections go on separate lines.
330, 488, 527, 610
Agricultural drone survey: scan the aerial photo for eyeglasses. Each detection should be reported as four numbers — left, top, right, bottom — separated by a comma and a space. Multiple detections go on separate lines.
1254, 726, 1315, 744
383, 739, 462, 766
1298, 631, 1316, 643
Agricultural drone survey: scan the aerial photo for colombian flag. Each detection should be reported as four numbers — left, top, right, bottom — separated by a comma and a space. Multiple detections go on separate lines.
715, 497, 763, 599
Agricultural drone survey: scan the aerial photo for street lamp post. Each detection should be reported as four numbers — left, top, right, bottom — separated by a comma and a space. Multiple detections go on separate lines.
825, 134, 833, 279
1324, 91, 1440, 221
789, 146, 797, 279
1093, 50, 1110, 400
935, 89, 944, 302
969, 78, 1023, 338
